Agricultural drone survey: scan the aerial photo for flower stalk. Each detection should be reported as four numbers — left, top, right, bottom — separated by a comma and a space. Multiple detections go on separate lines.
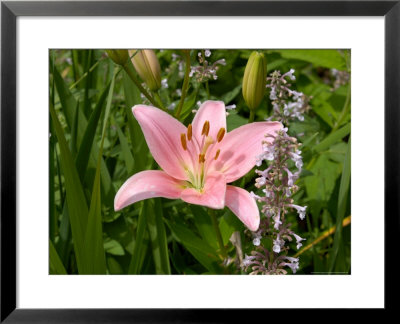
175, 50, 191, 119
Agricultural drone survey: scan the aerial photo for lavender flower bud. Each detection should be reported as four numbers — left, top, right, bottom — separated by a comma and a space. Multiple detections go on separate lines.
242, 51, 267, 110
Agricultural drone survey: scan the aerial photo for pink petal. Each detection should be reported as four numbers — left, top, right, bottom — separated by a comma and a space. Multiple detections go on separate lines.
209, 121, 282, 183
132, 105, 196, 180
114, 170, 185, 211
225, 185, 260, 231
181, 171, 226, 209
192, 101, 227, 143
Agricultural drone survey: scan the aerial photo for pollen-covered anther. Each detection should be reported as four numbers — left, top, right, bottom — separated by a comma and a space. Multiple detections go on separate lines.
198, 154, 206, 163
217, 128, 226, 142
187, 124, 192, 141
180, 133, 187, 150
201, 120, 210, 136
214, 149, 221, 160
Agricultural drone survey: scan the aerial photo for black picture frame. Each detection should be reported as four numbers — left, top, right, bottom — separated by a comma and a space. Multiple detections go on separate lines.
1, 0, 398, 321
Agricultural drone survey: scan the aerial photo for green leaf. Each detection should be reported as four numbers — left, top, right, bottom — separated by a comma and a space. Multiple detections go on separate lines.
104, 238, 125, 256
107, 256, 124, 274
75, 82, 110, 180
312, 102, 338, 128
81, 67, 117, 274
129, 201, 150, 274
301, 132, 319, 150
274, 49, 346, 70
52, 61, 115, 205
165, 219, 220, 273
221, 84, 241, 103
49, 102, 88, 273
116, 123, 134, 175
219, 210, 244, 245
180, 89, 198, 121
190, 205, 218, 250
226, 113, 247, 132
313, 123, 350, 153
49, 240, 67, 274
122, 71, 148, 172
329, 137, 351, 272
83, 152, 107, 274
146, 199, 171, 274
304, 154, 342, 202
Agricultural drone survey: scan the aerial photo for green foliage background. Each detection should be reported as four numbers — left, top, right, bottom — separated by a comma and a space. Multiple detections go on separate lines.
49, 49, 351, 275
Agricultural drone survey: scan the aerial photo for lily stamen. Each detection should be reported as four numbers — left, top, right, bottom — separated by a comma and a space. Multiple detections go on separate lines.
217, 128, 225, 142
187, 124, 192, 141
180, 133, 187, 150
201, 120, 210, 136
214, 149, 221, 160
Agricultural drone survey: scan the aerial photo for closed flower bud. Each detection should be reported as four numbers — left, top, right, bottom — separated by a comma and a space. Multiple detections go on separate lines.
105, 50, 129, 66
129, 49, 161, 91
242, 51, 267, 110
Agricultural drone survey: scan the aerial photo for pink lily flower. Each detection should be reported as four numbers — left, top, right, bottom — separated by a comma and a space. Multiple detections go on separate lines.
114, 101, 282, 231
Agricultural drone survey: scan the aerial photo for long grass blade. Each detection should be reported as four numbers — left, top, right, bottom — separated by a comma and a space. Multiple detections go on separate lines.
49, 102, 88, 273
329, 137, 351, 272
81, 68, 117, 274
75, 82, 110, 180
129, 201, 150, 274
146, 199, 171, 274
49, 240, 67, 275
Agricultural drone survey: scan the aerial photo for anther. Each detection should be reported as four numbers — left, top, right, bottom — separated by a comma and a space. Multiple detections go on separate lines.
217, 128, 225, 142
180, 133, 187, 151
201, 120, 210, 136
214, 149, 221, 160
198, 154, 205, 163
187, 124, 192, 141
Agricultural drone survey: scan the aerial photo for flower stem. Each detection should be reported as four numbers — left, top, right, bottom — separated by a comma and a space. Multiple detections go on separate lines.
332, 81, 351, 132
209, 209, 227, 259
122, 62, 160, 108
294, 215, 351, 257
249, 109, 255, 123
205, 81, 210, 99
175, 50, 191, 119
153, 91, 166, 111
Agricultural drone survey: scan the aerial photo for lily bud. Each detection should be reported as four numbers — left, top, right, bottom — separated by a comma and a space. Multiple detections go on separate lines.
129, 49, 161, 91
242, 51, 267, 110
105, 50, 129, 66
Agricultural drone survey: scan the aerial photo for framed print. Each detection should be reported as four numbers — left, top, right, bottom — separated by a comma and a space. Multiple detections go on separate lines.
1, 0, 399, 321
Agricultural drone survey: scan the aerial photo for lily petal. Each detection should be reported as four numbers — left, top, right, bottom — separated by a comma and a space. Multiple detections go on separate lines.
114, 170, 184, 211
192, 101, 227, 143
132, 105, 196, 180
225, 185, 260, 231
181, 171, 226, 209
210, 121, 282, 183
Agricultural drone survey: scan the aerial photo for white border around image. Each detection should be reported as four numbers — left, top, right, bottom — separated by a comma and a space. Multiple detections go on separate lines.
17, 17, 384, 308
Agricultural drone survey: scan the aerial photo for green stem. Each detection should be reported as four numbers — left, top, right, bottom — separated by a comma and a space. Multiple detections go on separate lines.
153, 91, 166, 111
201, 50, 211, 99
332, 81, 351, 132
209, 209, 227, 258
122, 63, 160, 108
205, 81, 210, 99
69, 58, 103, 90
175, 50, 191, 119
249, 109, 255, 123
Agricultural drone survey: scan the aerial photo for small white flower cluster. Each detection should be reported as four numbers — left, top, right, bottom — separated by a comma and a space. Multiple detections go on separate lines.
171, 53, 185, 78
189, 50, 226, 82
266, 69, 311, 124
242, 128, 307, 275
330, 68, 350, 91
242, 248, 300, 275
